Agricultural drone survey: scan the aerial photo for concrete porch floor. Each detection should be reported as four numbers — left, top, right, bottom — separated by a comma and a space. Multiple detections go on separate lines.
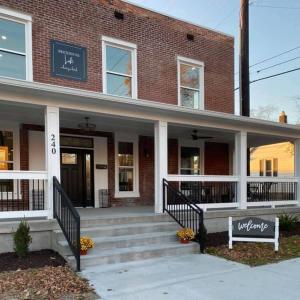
77, 206, 155, 220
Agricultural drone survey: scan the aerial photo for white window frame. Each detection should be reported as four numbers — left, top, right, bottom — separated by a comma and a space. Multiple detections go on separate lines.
0, 7, 32, 81
102, 36, 137, 99
114, 133, 139, 198
259, 158, 278, 177
177, 56, 204, 110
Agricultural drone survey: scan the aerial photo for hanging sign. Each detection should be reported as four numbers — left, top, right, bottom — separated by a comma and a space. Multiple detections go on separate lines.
229, 217, 279, 251
51, 40, 87, 81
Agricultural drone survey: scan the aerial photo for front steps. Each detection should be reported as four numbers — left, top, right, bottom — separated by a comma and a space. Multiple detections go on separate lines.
52, 214, 200, 270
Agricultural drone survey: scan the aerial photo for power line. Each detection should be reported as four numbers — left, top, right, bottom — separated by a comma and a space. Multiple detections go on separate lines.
234, 67, 300, 90
234, 45, 300, 75
256, 56, 300, 73
254, 5, 300, 10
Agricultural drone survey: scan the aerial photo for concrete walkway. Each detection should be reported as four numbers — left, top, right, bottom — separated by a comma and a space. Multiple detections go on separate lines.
81, 254, 300, 300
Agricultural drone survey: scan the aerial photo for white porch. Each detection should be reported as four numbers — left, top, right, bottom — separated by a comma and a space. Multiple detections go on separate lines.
1, 78, 300, 219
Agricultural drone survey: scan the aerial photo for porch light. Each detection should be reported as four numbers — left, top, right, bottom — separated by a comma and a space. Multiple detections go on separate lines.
78, 117, 96, 132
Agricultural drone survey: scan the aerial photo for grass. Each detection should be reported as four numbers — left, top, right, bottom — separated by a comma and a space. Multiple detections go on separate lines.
206, 235, 300, 266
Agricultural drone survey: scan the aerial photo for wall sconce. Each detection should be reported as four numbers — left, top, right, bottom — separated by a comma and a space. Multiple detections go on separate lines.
144, 148, 150, 158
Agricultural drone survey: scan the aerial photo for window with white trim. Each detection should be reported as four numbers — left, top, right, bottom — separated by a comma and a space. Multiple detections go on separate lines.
102, 36, 137, 98
178, 56, 204, 110
115, 136, 139, 198
0, 8, 32, 80
259, 158, 278, 177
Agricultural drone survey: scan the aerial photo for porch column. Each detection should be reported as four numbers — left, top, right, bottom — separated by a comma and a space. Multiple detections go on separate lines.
154, 120, 168, 214
45, 106, 61, 219
235, 131, 247, 209
294, 139, 300, 205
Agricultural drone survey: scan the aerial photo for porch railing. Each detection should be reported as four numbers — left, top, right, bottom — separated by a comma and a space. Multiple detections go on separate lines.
163, 179, 205, 252
166, 175, 239, 211
247, 177, 298, 208
0, 171, 48, 218
53, 176, 80, 271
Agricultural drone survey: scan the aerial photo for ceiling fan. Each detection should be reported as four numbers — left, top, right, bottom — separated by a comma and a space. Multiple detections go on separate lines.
191, 130, 213, 140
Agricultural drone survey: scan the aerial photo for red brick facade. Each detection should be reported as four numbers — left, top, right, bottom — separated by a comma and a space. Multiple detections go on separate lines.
1, 0, 234, 113
204, 142, 229, 175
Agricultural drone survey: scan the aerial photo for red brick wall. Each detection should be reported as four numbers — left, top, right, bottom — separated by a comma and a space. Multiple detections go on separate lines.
1, 0, 234, 113
19, 128, 29, 209
168, 139, 179, 174
204, 142, 229, 175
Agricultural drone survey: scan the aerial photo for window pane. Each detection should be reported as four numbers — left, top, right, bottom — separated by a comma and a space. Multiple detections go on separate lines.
118, 142, 133, 166
62, 153, 77, 165
0, 18, 25, 53
0, 51, 26, 79
180, 63, 200, 89
259, 160, 264, 176
106, 45, 132, 75
119, 168, 133, 191
181, 88, 199, 109
0, 131, 13, 170
181, 147, 200, 174
266, 160, 272, 177
107, 73, 132, 97
273, 158, 278, 177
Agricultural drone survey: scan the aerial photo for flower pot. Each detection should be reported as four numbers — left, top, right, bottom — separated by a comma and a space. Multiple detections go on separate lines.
80, 249, 87, 255
180, 238, 189, 244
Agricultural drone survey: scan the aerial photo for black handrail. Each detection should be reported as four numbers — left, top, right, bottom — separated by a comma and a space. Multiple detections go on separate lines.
53, 176, 80, 271
163, 179, 205, 253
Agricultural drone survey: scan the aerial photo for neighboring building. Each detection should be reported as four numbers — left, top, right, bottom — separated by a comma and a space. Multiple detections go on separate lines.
0, 1, 300, 269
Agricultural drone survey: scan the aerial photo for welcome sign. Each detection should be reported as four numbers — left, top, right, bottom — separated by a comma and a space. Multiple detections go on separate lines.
51, 40, 87, 81
229, 217, 279, 251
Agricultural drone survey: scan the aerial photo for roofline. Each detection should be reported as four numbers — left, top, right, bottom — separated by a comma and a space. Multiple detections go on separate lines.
0, 77, 299, 137
121, 0, 234, 39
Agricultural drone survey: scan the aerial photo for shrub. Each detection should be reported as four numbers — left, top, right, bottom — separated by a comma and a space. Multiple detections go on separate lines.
13, 219, 32, 258
176, 228, 195, 241
278, 213, 299, 232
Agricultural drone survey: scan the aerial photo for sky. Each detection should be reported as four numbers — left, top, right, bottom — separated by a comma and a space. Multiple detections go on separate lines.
127, 0, 300, 124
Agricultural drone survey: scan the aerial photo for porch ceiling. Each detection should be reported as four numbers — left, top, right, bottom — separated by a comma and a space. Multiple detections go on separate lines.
1, 77, 300, 139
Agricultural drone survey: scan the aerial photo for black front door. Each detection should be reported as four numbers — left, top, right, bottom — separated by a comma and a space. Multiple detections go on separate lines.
61, 148, 94, 207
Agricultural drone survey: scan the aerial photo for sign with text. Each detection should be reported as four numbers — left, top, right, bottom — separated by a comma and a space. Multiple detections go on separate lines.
229, 217, 279, 251
51, 40, 87, 81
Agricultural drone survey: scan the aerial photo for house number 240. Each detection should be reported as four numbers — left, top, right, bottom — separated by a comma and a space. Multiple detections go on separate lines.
51, 134, 57, 154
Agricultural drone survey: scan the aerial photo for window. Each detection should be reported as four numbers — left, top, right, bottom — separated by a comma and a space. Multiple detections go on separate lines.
115, 137, 139, 197
102, 36, 137, 98
180, 147, 200, 175
259, 159, 278, 177
0, 131, 13, 192
178, 56, 204, 110
0, 8, 32, 80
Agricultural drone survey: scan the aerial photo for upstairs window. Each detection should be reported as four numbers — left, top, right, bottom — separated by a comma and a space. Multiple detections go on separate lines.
0, 8, 32, 80
102, 36, 137, 98
178, 56, 204, 110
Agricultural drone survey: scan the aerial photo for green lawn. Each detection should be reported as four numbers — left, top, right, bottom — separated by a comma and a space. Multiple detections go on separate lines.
206, 235, 300, 266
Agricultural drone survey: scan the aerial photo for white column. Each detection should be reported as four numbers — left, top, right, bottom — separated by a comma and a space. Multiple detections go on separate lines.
154, 120, 168, 214
45, 106, 60, 219
235, 131, 247, 209
294, 139, 300, 205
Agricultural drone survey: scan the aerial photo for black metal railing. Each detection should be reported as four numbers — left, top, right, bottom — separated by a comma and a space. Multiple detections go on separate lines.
53, 176, 80, 271
0, 179, 45, 211
163, 179, 205, 252
170, 181, 237, 204
247, 181, 297, 202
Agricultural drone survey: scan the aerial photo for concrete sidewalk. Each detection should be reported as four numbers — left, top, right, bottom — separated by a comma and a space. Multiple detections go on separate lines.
81, 254, 300, 300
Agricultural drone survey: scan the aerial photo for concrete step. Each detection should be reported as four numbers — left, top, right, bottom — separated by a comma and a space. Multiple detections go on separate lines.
67, 241, 200, 269
58, 231, 178, 255
54, 222, 180, 240
80, 214, 172, 228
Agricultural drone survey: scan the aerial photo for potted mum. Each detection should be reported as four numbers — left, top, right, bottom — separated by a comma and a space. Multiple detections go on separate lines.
176, 228, 195, 244
80, 236, 94, 255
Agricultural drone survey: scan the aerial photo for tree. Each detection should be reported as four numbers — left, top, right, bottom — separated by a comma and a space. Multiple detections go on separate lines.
250, 104, 279, 121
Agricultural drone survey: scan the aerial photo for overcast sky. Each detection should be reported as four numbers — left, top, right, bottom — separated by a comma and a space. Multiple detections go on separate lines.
128, 0, 300, 123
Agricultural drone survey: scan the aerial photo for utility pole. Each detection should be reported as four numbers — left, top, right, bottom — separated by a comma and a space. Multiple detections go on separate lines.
239, 0, 250, 176
239, 0, 250, 117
